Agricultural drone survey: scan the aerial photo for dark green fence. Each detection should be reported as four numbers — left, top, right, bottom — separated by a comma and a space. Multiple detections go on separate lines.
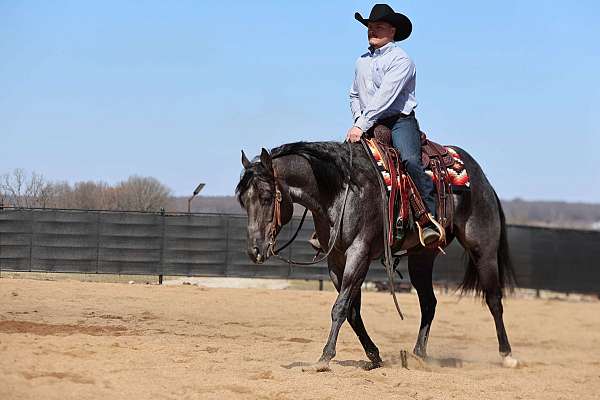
0, 208, 598, 294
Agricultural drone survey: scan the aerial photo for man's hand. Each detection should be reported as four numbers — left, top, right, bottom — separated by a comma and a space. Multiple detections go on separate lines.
346, 126, 363, 143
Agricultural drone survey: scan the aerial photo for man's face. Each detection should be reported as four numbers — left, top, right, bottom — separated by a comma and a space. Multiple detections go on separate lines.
368, 21, 396, 48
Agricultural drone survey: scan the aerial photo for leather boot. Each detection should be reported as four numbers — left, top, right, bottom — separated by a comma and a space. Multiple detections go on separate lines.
308, 231, 323, 251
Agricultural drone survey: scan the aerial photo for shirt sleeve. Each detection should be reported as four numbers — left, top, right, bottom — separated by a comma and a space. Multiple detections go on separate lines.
349, 69, 361, 123
354, 55, 415, 132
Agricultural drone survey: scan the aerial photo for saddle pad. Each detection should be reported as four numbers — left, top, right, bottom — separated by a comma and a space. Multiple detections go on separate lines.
366, 140, 470, 190
425, 147, 470, 188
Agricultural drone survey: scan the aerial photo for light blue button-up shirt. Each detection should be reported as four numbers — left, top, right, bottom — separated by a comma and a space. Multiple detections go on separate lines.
350, 41, 417, 132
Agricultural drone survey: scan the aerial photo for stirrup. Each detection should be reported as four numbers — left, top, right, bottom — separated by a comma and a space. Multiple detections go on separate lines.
416, 213, 446, 247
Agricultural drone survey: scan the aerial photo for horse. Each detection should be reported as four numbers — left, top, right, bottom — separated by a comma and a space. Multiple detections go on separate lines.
235, 140, 518, 371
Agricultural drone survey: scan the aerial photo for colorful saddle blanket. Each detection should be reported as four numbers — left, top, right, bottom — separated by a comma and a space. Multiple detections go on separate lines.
366, 141, 470, 192
426, 147, 469, 188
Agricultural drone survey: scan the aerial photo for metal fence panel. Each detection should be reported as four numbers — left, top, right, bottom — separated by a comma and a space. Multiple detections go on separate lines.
98, 212, 163, 275
512, 226, 600, 293
162, 214, 228, 276
31, 210, 97, 273
0, 209, 32, 271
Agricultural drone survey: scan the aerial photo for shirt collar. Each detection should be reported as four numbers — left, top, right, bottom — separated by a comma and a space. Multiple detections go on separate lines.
369, 41, 396, 56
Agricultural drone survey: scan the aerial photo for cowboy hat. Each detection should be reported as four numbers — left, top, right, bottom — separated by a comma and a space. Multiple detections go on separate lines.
355, 4, 412, 42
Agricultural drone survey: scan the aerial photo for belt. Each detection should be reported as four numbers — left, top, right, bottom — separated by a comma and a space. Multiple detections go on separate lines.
381, 110, 415, 123
373, 111, 415, 130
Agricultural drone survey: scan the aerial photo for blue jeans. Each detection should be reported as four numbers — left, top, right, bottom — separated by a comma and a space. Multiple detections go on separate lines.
390, 114, 436, 217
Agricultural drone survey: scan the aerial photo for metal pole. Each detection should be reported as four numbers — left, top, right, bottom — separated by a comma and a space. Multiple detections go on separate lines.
0, 206, 2, 279
224, 216, 230, 276
95, 211, 101, 274
28, 209, 34, 272
159, 208, 166, 284
319, 280, 324, 291
287, 217, 294, 279
188, 183, 205, 213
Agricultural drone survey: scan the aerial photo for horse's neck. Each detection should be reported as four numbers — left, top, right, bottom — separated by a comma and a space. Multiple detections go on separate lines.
273, 156, 332, 221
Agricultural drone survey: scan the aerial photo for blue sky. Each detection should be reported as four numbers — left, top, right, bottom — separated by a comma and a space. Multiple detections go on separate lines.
1, 1, 599, 202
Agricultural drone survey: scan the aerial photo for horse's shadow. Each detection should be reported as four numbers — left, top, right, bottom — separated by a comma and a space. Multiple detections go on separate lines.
280, 359, 381, 371
430, 357, 464, 368
281, 354, 465, 371
280, 361, 312, 370
384, 352, 465, 369
333, 359, 375, 369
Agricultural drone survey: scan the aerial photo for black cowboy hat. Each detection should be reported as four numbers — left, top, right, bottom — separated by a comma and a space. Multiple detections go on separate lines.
355, 4, 412, 42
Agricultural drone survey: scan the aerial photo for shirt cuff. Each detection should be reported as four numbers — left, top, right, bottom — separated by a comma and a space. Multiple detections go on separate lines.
354, 116, 372, 132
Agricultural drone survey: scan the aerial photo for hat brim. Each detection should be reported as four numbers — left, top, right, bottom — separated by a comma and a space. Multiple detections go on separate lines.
354, 12, 412, 41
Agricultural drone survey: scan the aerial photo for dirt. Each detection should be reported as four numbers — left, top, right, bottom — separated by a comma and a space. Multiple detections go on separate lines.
1, 278, 599, 399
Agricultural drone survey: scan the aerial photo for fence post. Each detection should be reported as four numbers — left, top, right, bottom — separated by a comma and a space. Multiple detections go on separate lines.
287, 216, 294, 279
28, 209, 34, 272
95, 211, 101, 274
0, 207, 2, 278
158, 210, 166, 284
224, 216, 230, 276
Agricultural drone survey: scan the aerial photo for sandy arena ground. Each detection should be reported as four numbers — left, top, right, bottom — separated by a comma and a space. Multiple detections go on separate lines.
1, 278, 599, 400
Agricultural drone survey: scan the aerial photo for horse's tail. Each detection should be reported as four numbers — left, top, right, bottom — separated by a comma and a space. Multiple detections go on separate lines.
459, 191, 517, 296
495, 191, 517, 293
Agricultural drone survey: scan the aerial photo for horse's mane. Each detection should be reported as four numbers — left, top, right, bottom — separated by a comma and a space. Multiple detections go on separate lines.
236, 141, 367, 204
272, 142, 353, 197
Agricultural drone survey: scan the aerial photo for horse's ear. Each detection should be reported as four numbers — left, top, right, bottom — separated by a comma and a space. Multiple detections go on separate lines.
241, 150, 251, 169
260, 148, 272, 171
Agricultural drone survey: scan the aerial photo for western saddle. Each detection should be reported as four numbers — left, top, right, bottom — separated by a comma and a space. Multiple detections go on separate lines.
365, 121, 458, 250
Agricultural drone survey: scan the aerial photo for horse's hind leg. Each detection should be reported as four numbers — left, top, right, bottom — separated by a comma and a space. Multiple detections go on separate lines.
408, 250, 438, 358
476, 253, 516, 366
460, 239, 517, 367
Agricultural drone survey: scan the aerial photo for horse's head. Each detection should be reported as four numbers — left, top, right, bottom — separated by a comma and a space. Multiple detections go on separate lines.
235, 148, 293, 264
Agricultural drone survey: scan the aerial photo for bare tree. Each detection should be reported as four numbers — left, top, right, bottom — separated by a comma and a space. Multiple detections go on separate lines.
0, 171, 173, 212
0, 169, 52, 208
69, 181, 114, 210
114, 176, 172, 212
43, 181, 73, 208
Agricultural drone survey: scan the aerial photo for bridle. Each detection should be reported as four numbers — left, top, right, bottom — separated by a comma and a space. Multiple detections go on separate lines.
265, 142, 352, 266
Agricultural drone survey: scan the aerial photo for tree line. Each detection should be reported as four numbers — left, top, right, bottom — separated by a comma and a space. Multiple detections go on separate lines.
2, 169, 598, 230
0, 169, 172, 212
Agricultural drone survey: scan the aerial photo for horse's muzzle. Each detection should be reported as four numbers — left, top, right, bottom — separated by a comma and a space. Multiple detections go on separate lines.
248, 239, 269, 264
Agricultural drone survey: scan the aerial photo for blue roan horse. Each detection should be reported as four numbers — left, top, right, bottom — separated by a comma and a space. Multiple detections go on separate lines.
236, 141, 518, 371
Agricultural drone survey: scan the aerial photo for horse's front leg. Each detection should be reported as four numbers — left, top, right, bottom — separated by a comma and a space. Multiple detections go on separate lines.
310, 241, 370, 372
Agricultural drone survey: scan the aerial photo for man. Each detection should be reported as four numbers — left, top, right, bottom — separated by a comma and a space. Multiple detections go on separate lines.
347, 4, 439, 244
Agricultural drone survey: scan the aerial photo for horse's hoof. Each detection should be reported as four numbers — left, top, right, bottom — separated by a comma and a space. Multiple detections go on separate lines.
302, 361, 331, 373
315, 361, 331, 372
413, 350, 427, 360
502, 354, 519, 368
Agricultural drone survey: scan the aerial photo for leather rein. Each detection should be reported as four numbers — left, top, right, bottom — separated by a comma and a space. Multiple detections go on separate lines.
266, 142, 352, 266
